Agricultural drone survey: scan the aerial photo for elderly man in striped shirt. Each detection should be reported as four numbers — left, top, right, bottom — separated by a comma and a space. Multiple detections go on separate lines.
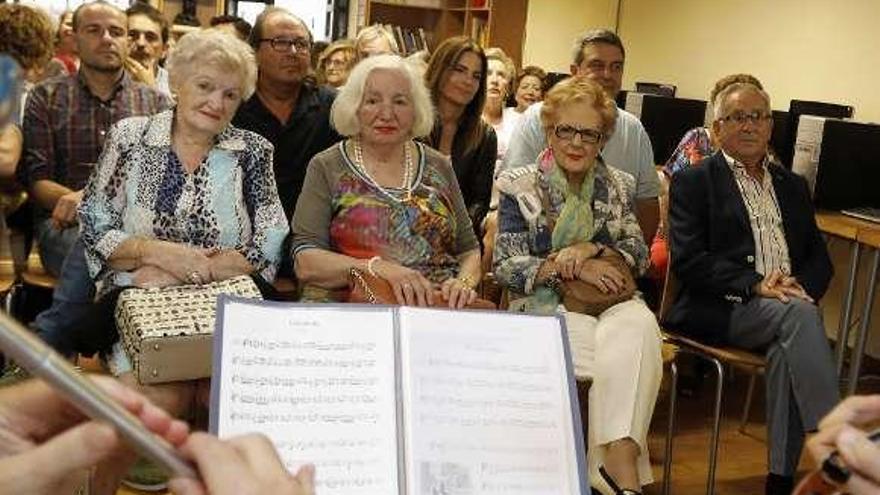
665, 81, 839, 495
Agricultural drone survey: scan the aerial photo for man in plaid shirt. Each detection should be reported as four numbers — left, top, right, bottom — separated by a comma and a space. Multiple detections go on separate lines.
19, 0, 168, 356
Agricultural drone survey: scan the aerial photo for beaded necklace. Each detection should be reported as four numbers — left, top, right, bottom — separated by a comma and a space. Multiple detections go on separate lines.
351, 137, 415, 203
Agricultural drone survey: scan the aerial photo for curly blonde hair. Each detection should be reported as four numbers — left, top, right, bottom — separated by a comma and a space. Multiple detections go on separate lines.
0, 4, 54, 72
540, 75, 617, 139
166, 29, 258, 100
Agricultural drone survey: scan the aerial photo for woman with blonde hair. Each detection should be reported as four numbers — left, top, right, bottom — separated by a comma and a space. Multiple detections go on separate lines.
316, 38, 356, 88
495, 76, 662, 495
481, 47, 520, 169
79, 29, 288, 491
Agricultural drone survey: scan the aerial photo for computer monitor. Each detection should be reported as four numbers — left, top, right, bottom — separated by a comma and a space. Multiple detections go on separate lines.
634, 82, 676, 98
544, 72, 570, 92
625, 93, 707, 165
778, 100, 854, 168
769, 110, 789, 163
813, 119, 880, 211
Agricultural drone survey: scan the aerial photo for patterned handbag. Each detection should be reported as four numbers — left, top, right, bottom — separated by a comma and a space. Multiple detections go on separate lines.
115, 275, 262, 384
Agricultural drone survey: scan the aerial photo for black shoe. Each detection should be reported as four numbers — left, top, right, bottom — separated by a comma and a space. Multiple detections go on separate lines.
598, 466, 642, 495
765, 473, 794, 495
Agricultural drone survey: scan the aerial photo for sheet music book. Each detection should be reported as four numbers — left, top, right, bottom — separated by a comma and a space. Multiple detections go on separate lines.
209, 297, 588, 495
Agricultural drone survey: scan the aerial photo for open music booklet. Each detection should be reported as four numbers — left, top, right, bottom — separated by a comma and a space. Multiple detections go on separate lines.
209, 297, 588, 494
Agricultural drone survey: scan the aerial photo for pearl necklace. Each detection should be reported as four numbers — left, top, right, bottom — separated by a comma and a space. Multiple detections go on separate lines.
351, 137, 415, 203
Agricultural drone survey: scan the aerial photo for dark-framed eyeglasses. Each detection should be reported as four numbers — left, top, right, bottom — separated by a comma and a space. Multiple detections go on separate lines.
718, 110, 773, 126
554, 124, 603, 144
259, 37, 311, 53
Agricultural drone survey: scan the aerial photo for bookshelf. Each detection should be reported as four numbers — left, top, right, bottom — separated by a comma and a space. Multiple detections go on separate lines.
363, 0, 528, 67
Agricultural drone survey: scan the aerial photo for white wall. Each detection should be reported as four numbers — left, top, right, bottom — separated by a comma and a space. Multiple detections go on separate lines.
618, 0, 880, 122
522, 0, 617, 73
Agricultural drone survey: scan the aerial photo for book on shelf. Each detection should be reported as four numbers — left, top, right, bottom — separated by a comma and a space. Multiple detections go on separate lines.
209, 298, 589, 495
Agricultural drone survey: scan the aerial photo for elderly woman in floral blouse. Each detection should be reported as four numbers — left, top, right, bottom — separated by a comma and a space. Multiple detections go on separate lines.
79, 28, 288, 491
494, 76, 662, 495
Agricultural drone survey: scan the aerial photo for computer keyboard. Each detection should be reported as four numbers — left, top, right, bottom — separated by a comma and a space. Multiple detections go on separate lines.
842, 207, 880, 224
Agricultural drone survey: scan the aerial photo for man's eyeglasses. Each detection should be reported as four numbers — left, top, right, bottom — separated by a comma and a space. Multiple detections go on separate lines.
554, 124, 603, 144
259, 37, 311, 53
719, 110, 773, 126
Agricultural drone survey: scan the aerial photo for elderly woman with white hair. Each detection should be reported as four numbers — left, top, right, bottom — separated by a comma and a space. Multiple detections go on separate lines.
292, 54, 481, 308
79, 26, 287, 408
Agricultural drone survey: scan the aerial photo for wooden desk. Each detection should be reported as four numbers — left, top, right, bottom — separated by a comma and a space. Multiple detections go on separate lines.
815, 210, 880, 395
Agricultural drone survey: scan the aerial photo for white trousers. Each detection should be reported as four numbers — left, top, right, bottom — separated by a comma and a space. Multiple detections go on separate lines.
564, 298, 663, 492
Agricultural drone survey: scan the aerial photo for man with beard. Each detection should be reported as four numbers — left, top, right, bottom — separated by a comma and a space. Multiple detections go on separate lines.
125, 2, 170, 96
233, 6, 339, 277
18, 0, 168, 357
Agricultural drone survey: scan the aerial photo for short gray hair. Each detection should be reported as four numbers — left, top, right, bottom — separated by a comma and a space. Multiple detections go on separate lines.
166, 29, 257, 100
330, 54, 434, 138
713, 82, 771, 120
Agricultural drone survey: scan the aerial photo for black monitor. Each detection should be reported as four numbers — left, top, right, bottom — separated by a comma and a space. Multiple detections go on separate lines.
778, 100, 854, 168
615, 90, 628, 109
626, 93, 708, 165
635, 82, 676, 98
769, 110, 789, 163
813, 120, 880, 211
544, 72, 570, 92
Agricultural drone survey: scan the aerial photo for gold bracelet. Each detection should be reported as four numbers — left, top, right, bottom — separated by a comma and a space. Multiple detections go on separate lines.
457, 274, 476, 289
367, 256, 381, 277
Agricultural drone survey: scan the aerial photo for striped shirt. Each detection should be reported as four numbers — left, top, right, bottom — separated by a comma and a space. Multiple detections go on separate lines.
19, 70, 169, 215
723, 151, 791, 276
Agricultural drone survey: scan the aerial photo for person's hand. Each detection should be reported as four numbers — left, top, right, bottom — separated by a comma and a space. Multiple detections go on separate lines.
373, 259, 434, 306
552, 243, 601, 280
440, 277, 477, 309
0, 376, 190, 495
806, 395, 880, 494
132, 265, 183, 288
753, 270, 814, 304
145, 241, 217, 285
778, 275, 814, 303
168, 433, 315, 495
50, 189, 83, 229
124, 57, 156, 87
577, 258, 627, 294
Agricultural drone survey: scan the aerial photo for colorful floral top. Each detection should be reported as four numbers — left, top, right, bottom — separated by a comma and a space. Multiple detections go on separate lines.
662, 126, 713, 177
493, 155, 648, 299
292, 141, 478, 301
80, 110, 290, 292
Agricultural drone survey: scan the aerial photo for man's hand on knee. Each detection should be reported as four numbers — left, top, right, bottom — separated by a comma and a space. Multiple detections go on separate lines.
753, 270, 814, 304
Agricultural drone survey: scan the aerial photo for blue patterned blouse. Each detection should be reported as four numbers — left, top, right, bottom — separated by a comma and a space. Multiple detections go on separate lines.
80, 110, 289, 292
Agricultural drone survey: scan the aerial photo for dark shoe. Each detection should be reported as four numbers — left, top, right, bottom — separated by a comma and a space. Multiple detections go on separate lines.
598, 466, 642, 495
765, 473, 794, 495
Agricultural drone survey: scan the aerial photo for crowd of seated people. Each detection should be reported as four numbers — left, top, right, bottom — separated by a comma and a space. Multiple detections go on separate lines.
0, 3, 853, 494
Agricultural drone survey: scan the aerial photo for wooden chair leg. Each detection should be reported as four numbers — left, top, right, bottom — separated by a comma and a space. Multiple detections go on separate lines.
662, 360, 678, 495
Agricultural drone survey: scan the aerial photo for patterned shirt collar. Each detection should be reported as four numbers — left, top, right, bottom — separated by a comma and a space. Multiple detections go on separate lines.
143, 109, 247, 151
722, 149, 770, 174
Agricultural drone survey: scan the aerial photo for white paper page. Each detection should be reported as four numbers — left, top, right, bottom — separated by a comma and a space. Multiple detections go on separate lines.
398, 308, 581, 495
213, 302, 400, 494
791, 115, 828, 195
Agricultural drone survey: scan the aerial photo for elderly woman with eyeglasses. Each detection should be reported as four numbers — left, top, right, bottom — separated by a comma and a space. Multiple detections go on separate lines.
494, 76, 662, 495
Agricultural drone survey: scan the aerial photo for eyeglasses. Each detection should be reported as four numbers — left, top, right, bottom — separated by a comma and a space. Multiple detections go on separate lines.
719, 110, 773, 126
259, 37, 311, 53
554, 124, 603, 144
